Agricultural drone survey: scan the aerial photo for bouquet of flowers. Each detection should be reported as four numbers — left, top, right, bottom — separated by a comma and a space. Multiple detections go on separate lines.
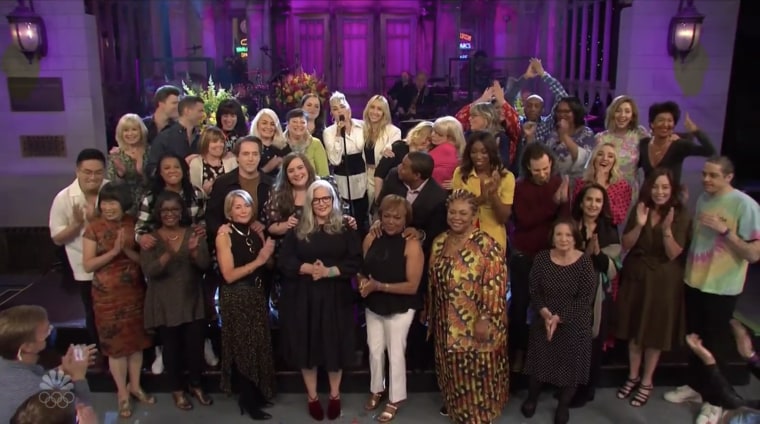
182, 76, 247, 126
273, 70, 330, 109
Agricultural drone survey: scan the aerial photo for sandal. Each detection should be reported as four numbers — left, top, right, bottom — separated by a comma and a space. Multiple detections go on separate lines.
128, 384, 156, 404
630, 384, 653, 407
365, 392, 384, 411
377, 403, 399, 423
118, 397, 132, 418
172, 391, 193, 411
616, 377, 640, 399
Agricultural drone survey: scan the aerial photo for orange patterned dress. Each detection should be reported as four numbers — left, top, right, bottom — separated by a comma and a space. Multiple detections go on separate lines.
83, 216, 152, 357
428, 229, 509, 423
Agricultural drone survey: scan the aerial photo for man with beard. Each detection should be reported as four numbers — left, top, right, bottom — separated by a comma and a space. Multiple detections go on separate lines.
508, 142, 570, 381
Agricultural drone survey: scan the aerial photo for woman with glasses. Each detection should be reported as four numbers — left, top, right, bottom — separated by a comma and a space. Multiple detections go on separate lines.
140, 191, 212, 411
278, 180, 362, 421
216, 190, 277, 420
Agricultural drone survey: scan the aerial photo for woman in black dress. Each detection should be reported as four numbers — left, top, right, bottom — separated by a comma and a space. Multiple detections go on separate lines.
216, 189, 277, 420
278, 180, 363, 421
569, 184, 621, 407
638, 101, 715, 188
357, 195, 424, 422
522, 218, 596, 424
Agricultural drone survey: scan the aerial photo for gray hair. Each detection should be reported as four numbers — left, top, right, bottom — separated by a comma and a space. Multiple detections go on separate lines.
296, 180, 345, 240
223, 189, 254, 222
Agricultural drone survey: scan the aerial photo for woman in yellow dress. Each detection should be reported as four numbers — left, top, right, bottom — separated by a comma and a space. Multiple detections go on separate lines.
451, 130, 515, 250
427, 189, 509, 423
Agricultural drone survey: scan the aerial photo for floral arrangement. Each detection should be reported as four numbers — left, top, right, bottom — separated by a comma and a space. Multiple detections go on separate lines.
273, 70, 330, 109
182, 76, 247, 126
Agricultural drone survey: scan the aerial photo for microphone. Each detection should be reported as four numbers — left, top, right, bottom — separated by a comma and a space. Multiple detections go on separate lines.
339, 115, 346, 137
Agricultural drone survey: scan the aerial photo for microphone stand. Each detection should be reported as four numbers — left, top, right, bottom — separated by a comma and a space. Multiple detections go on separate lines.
339, 118, 354, 217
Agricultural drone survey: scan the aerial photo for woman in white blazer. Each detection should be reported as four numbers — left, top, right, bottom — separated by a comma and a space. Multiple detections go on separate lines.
189, 126, 239, 195
362, 95, 402, 205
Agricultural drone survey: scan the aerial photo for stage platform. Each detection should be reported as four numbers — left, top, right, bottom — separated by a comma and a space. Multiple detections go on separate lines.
0, 269, 754, 394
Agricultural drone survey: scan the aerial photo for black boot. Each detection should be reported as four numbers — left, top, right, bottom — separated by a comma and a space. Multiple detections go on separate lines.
569, 385, 594, 408
238, 376, 272, 420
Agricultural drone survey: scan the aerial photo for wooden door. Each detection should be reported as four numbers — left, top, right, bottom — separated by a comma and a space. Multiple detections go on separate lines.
335, 15, 374, 109
379, 15, 417, 94
293, 15, 330, 77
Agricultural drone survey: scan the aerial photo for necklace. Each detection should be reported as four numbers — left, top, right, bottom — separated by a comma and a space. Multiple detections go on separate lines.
230, 223, 251, 237
159, 229, 181, 241
231, 223, 257, 254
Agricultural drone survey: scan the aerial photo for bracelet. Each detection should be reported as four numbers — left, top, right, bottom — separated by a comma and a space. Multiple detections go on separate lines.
749, 352, 759, 365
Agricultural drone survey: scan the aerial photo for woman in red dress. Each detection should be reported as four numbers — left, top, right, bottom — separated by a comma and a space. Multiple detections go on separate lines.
83, 182, 153, 418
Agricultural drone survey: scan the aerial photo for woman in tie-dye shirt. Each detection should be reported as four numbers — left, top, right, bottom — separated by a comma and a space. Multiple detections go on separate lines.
543, 97, 595, 179
595, 95, 649, 202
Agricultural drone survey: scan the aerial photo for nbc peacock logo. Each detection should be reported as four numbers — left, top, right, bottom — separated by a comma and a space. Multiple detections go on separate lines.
38, 369, 75, 408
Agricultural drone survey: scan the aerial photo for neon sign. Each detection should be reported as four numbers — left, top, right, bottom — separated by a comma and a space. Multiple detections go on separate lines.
236, 37, 248, 58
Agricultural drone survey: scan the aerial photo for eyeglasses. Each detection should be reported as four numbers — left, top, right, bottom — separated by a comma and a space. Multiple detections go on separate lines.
159, 207, 182, 214
312, 196, 333, 205
78, 169, 104, 178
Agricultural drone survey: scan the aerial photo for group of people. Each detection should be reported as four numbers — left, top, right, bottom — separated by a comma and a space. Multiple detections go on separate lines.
0, 57, 758, 424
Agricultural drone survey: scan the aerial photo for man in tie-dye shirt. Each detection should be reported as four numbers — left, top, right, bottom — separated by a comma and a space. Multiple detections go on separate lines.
665, 156, 760, 424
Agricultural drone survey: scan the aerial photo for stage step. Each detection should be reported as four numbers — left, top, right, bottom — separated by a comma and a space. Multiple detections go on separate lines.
51, 325, 751, 393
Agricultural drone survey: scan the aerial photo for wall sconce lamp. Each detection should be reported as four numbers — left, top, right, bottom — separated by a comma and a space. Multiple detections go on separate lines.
6, 0, 48, 64
667, 0, 705, 62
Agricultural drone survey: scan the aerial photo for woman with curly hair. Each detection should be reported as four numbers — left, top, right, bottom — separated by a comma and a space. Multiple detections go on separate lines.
428, 189, 509, 423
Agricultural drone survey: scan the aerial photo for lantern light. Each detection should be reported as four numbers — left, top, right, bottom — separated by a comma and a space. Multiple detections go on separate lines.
667, 0, 705, 63
6, 0, 47, 64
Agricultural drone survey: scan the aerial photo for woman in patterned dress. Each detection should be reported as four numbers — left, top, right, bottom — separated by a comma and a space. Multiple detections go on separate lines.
522, 218, 595, 424
428, 189, 509, 423
572, 142, 632, 226
594, 95, 649, 202
82, 182, 153, 418
107, 114, 150, 216
216, 190, 277, 420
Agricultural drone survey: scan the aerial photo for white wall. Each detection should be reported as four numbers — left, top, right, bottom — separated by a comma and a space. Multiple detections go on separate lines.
615, 0, 740, 208
0, 0, 105, 227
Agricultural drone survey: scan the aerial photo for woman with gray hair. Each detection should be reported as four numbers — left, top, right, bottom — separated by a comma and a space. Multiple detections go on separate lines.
216, 189, 276, 420
278, 180, 363, 421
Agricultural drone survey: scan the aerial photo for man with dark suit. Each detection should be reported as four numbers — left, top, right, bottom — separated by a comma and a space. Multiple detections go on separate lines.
375, 151, 448, 370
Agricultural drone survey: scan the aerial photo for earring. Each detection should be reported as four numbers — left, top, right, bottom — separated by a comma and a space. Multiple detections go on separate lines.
16, 349, 23, 361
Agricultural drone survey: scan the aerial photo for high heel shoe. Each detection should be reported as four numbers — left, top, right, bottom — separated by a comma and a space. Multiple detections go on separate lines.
308, 395, 324, 421
189, 385, 213, 406
554, 407, 570, 424
327, 394, 341, 420
238, 396, 272, 420
520, 400, 537, 418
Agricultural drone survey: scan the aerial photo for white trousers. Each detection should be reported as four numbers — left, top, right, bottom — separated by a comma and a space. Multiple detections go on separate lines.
365, 308, 415, 403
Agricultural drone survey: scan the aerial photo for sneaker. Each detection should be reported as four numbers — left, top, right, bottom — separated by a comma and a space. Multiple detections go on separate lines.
204, 338, 219, 367
696, 403, 722, 424
151, 346, 164, 375
439, 406, 448, 416
664, 385, 702, 404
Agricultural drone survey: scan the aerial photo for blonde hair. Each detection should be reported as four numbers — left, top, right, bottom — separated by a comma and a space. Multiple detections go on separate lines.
115, 113, 148, 148
583, 142, 622, 184
362, 95, 392, 149
329, 91, 350, 111
605, 95, 641, 132
469, 102, 502, 134
433, 116, 466, 157
406, 121, 434, 150
223, 189, 255, 222
0, 305, 47, 360
296, 180, 345, 241
198, 126, 226, 156
250, 108, 286, 149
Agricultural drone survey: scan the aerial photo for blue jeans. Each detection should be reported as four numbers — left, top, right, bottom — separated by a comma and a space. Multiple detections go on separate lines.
730, 409, 760, 424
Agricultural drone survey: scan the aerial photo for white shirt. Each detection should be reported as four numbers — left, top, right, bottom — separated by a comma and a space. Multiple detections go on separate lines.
48, 179, 107, 281
323, 119, 367, 200
368, 124, 402, 166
